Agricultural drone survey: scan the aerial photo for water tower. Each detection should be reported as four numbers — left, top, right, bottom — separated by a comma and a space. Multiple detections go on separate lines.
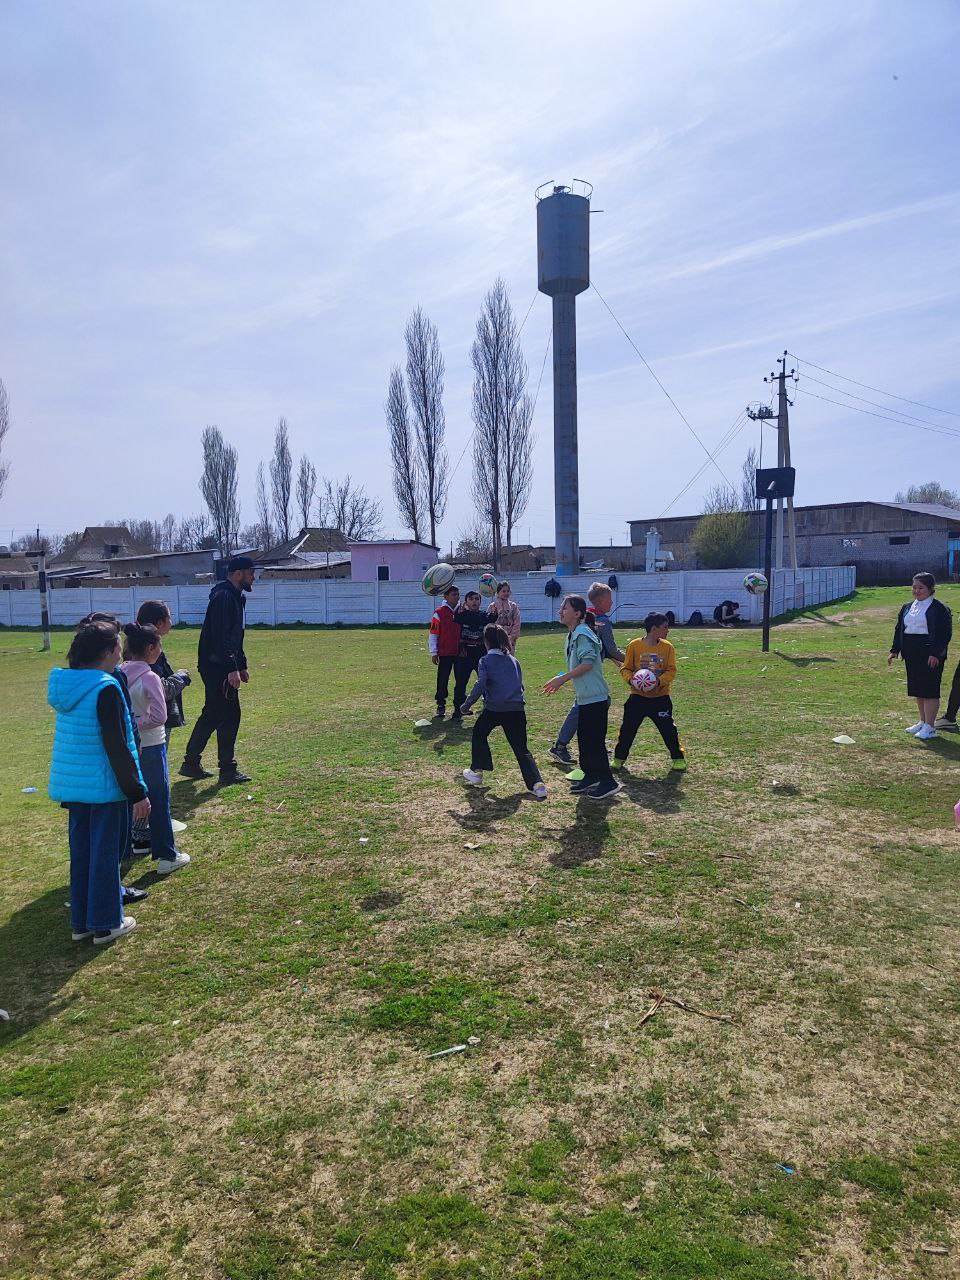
536, 179, 592, 575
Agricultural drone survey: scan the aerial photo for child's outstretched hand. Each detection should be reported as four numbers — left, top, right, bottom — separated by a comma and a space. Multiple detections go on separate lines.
542, 675, 565, 695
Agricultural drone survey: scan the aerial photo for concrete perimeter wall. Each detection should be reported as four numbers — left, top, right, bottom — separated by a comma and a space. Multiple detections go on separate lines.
0, 567, 855, 629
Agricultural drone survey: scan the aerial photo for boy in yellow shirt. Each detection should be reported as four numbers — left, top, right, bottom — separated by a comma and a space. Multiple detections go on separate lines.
613, 612, 687, 771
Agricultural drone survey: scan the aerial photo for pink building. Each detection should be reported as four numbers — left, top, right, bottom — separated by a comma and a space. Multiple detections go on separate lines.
349, 540, 439, 582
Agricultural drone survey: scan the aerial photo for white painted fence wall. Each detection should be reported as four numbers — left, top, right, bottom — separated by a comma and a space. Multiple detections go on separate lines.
0, 567, 855, 629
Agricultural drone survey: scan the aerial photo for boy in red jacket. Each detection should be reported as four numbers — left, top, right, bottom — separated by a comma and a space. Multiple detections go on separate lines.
429, 585, 462, 720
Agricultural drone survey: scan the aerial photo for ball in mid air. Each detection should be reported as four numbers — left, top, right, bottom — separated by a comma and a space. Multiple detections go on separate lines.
743, 571, 768, 596
422, 563, 456, 596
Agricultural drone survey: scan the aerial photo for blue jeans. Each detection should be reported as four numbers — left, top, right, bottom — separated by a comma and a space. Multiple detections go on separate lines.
140, 743, 178, 862
557, 703, 579, 748
68, 801, 126, 932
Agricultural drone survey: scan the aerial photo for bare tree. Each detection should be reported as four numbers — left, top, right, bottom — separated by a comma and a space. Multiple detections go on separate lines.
691, 483, 751, 568
894, 481, 960, 507
740, 446, 759, 510
386, 365, 423, 542
199, 425, 240, 556
173, 513, 212, 550
255, 462, 274, 549
158, 512, 177, 552
404, 308, 448, 546
270, 416, 293, 542
296, 455, 317, 533
13, 530, 64, 556
318, 475, 383, 541
0, 379, 10, 501
470, 280, 535, 567
454, 518, 494, 564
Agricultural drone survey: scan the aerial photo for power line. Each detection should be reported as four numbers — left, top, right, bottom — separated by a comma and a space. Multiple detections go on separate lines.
794, 386, 960, 439
657, 410, 750, 519
788, 352, 960, 419
590, 281, 735, 490
796, 371, 960, 435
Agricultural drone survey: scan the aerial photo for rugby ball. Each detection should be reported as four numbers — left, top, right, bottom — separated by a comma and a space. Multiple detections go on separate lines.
479, 572, 498, 598
421, 562, 456, 596
743, 571, 768, 596
630, 667, 659, 692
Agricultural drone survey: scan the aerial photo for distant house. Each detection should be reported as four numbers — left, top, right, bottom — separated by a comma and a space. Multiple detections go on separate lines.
0, 553, 39, 590
498, 544, 640, 573
48, 526, 154, 585
256, 528, 350, 573
104, 548, 218, 585
350, 540, 439, 582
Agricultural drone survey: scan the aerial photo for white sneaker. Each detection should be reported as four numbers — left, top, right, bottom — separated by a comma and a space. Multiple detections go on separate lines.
156, 852, 191, 875
915, 724, 938, 741
462, 768, 483, 786
905, 722, 924, 734
530, 782, 548, 801
93, 917, 137, 945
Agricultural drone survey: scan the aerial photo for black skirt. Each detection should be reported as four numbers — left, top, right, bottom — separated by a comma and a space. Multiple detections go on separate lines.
901, 633, 945, 699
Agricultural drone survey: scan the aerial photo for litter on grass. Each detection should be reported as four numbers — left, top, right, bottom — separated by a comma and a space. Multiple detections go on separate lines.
414, 718, 432, 728
775, 1163, 796, 1175
0, 1009, 9, 1021
832, 734, 856, 745
358, 837, 369, 845
21, 787, 37, 794
426, 1036, 480, 1060
171, 818, 187, 833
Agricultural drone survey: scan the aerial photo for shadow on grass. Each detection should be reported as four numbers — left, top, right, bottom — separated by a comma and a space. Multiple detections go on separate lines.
773, 650, 837, 667
169, 776, 229, 822
0, 885, 101, 1041
618, 771, 684, 813
447, 787, 525, 832
550, 800, 613, 868
415, 719, 473, 757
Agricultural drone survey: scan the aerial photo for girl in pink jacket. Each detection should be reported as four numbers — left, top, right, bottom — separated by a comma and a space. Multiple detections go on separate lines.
120, 623, 190, 875
487, 581, 521, 653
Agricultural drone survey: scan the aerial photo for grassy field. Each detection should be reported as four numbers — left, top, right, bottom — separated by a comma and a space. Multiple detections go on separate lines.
1, 585, 959, 1279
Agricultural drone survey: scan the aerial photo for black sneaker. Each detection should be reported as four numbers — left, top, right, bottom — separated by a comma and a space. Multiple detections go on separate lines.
130, 840, 152, 856
219, 770, 252, 786
569, 778, 594, 794
122, 885, 149, 904
549, 744, 575, 764
179, 762, 214, 780
584, 779, 624, 801
433, 710, 445, 721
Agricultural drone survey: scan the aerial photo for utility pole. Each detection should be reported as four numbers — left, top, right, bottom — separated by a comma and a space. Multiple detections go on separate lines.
748, 354, 798, 571
775, 352, 799, 571
34, 527, 51, 651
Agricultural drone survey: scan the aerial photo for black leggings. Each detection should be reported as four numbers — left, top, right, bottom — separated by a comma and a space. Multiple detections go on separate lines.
471, 709, 542, 790
615, 695, 683, 761
576, 699, 612, 784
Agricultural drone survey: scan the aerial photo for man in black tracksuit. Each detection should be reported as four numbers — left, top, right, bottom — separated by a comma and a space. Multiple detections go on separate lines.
180, 556, 255, 785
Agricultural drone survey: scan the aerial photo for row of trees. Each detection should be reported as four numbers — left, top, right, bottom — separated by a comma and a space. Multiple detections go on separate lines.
14, 415, 384, 560
386, 280, 534, 567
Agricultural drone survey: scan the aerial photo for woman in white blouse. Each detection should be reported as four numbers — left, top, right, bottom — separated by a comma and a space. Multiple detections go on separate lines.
888, 572, 953, 740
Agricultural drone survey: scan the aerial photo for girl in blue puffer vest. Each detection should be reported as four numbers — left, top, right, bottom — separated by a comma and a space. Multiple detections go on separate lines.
48, 621, 150, 944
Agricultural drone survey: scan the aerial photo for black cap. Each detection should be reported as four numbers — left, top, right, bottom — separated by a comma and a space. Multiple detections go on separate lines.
226, 555, 255, 573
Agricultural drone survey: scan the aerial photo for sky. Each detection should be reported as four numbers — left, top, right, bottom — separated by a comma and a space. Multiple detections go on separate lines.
1, 0, 959, 553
